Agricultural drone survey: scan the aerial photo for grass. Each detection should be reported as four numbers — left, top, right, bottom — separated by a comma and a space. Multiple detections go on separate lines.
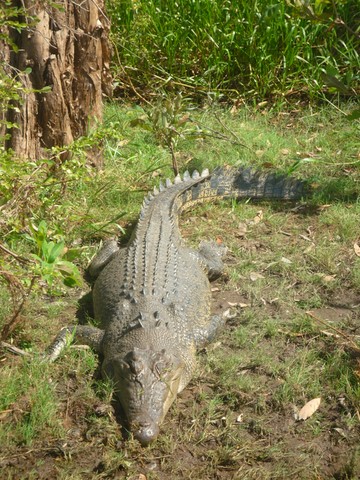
0, 101, 359, 478
107, 0, 360, 101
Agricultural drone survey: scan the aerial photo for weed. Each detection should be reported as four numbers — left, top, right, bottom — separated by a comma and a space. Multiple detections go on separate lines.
107, 0, 360, 101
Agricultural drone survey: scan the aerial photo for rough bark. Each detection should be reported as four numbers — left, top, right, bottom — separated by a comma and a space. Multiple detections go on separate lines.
1, 0, 111, 163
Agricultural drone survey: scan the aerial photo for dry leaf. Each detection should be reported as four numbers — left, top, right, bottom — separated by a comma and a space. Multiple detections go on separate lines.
281, 257, 292, 264
304, 244, 315, 254
223, 309, 237, 319
250, 272, 265, 281
236, 414, 244, 423
281, 148, 290, 155
296, 397, 321, 421
238, 222, 248, 237
354, 242, 360, 257
323, 275, 336, 283
333, 427, 347, 438
253, 210, 263, 224
239, 303, 249, 308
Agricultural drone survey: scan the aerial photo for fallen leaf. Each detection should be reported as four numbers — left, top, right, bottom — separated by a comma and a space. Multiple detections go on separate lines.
239, 303, 249, 308
281, 148, 290, 155
322, 275, 336, 283
333, 427, 347, 438
280, 230, 292, 236
250, 272, 265, 281
304, 244, 315, 254
223, 309, 237, 319
296, 397, 321, 421
253, 210, 263, 224
321, 330, 340, 338
281, 257, 292, 264
299, 234, 312, 242
318, 273, 336, 282
354, 242, 360, 257
238, 222, 248, 237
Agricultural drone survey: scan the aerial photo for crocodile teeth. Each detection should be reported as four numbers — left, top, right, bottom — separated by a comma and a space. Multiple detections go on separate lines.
192, 169, 200, 179
153, 186, 159, 195
183, 170, 191, 181
165, 178, 172, 187
201, 168, 209, 177
159, 181, 165, 192
174, 174, 182, 184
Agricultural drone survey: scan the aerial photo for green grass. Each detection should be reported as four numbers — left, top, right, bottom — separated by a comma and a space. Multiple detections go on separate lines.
107, 0, 360, 101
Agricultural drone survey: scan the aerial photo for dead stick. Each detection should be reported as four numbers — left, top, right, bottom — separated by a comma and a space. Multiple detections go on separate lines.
0, 341, 31, 357
1, 276, 37, 340
306, 310, 360, 352
0, 243, 31, 265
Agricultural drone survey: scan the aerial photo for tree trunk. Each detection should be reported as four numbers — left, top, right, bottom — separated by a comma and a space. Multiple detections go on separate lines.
1, 0, 111, 164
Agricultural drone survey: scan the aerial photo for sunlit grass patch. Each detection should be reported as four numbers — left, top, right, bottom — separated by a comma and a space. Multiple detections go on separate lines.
0, 360, 63, 447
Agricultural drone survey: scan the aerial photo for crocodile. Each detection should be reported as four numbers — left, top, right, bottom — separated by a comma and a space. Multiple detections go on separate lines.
47, 166, 307, 445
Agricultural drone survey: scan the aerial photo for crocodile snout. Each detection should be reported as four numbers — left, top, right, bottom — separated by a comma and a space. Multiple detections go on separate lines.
134, 423, 160, 446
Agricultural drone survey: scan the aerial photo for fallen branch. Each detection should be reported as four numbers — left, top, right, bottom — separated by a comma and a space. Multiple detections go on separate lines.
0, 341, 31, 357
1, 276, 37, 340
0, 243, 31, 265
306, 310, 360, 353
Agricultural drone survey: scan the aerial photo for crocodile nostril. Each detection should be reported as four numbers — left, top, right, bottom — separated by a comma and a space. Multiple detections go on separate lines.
134, 423, 160, 446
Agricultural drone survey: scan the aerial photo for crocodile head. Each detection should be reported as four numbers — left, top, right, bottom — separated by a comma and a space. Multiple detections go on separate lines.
103, 347, 185, 445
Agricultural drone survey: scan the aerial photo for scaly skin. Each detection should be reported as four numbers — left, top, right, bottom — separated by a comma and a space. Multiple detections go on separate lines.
47, 166, 307, 445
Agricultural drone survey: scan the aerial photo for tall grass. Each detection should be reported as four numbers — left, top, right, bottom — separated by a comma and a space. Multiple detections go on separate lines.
107, 0, 360, 101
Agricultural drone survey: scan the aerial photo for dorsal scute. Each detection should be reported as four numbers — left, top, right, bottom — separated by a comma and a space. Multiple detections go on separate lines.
140, 167, 211, 219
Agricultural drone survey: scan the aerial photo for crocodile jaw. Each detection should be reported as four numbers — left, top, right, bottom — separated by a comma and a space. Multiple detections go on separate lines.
102, 347, 185, 445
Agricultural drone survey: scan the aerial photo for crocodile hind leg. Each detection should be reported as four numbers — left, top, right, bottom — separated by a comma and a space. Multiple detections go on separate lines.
193, 314, 225, 349
197, 240, 228, 280
45, 325, 104, 362
87, 239, 120, 280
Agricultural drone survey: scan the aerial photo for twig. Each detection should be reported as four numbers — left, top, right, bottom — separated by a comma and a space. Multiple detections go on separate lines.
0, 341, 31, 357
169, 141, 179, 175
0, 243, 31, 265
1, 276, 37, 341
112, 42, 151, 105
213, 111, 246, 147
306, 310, 360, 352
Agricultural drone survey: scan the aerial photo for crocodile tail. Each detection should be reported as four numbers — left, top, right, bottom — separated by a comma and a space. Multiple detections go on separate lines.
209, 166, 309, 200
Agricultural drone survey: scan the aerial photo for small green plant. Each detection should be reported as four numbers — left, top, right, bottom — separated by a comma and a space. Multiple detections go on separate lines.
24, 220, 82, 289
130, 93, 202, 173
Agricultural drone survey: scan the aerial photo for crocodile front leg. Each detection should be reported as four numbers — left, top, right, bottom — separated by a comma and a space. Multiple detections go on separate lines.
87, 239, 120, 280
45, 325, 104, 362
197, 240, 228, 280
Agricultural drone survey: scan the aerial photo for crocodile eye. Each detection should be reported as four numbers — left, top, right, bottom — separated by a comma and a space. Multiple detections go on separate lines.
153, 357, 171, 378
128, 359, 144, 375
